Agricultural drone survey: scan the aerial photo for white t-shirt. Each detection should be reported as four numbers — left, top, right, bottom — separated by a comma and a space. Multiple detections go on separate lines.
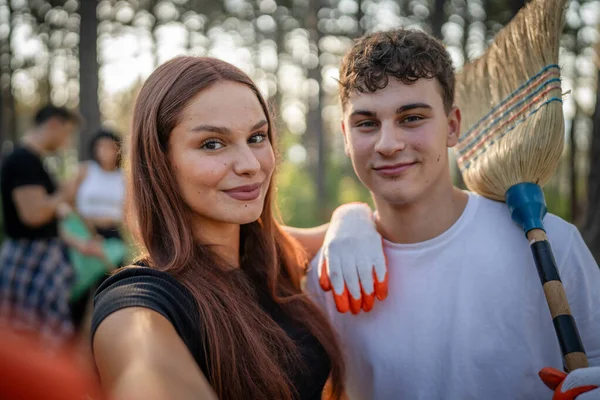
306, 192, 600, 400
76, 161, 125, 221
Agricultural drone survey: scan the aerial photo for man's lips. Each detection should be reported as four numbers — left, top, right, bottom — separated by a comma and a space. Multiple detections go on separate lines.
373, 162, 417, 176
222, 182, 263, 201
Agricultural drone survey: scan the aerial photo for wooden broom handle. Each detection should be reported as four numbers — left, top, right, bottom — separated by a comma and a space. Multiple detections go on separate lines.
527, 229, 589, 371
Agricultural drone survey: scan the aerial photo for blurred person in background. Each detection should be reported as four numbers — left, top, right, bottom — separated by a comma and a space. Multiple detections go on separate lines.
0, 105, 103, 343
76, 129, 125, 243
67, 129, 127, 340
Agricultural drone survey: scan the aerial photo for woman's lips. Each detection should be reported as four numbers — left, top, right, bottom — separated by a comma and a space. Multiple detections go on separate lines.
222, 182, 262, 201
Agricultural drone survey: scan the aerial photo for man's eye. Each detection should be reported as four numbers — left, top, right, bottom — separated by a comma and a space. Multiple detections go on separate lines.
201, 140, 224, 150
403, 115, 423, 123
356, 121, 378, 128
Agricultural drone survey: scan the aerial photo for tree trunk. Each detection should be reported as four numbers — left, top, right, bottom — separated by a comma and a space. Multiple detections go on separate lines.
274, 7, 287, 130
305, 0, 327, 221
401, 0, 410, 18
42, 39, 52, 105
356, 0, 364, 37
152, 25, 160, 68
582, 68, 600, 263
510, 0, 525, 16
451, 0, 468, 190
431, 0, 446, 39
2, 0, 16, 145
569, 113, 578, 223
78, 0, 101, 160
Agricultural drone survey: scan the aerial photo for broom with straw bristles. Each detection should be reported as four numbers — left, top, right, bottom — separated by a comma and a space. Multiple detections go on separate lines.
454, 0, 588, 372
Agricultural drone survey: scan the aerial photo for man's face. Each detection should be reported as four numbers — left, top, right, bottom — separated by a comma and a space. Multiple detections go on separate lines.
342, 78, 461, 206
47, 118, 76, 151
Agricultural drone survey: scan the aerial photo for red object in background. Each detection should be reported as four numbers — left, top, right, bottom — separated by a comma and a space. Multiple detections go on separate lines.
0, 329, 104, 400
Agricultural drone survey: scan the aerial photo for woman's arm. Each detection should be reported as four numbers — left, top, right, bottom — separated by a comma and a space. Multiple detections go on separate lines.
57, 203, 105, 258
59, 227, 104, 258
283, 224, 329, 262
84, 215, 123, 229
93, 307, 217, 400
12, 182, 76, 227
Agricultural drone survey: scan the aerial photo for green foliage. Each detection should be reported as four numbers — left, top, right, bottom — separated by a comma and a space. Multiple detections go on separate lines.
323, 160, 373, 212
544, 185, 571, 222
276, 160, 321, 227
276, 157, 373, 227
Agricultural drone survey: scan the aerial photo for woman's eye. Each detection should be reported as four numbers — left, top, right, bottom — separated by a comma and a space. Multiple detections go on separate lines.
249, 133, 267, 144
201, 140, 224, 150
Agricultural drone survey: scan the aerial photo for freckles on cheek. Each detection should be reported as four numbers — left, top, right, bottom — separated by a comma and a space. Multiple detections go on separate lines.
199, 158, 233, 189
413, 139, 424, 151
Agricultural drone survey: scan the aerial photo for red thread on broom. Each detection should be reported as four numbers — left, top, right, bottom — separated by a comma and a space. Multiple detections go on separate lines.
458, 70, 560, 150
458, 83, 562, 165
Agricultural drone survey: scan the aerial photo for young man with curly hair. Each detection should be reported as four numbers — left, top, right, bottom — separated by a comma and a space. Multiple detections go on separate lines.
308, 29, 600, 399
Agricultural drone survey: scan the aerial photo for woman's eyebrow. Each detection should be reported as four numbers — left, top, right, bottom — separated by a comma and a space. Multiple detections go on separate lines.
191, 119, 268, 134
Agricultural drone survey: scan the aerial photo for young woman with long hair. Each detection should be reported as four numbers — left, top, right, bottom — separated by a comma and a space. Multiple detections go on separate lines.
91, 56, 353, 400
76, 129, 125, 242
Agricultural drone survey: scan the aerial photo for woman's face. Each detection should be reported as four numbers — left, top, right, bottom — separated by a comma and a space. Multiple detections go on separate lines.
168, 81, 275, 230
95, 138, 119, 170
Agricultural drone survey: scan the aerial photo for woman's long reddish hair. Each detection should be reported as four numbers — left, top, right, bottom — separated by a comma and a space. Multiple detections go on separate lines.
127, 56, 344, 399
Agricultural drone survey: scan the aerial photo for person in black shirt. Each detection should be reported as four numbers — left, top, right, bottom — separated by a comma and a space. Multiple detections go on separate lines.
0, 105, 102, 341
1, 106, 79, 239
91, 57, 348, 400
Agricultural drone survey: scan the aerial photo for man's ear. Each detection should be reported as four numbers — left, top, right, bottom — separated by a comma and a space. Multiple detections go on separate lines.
341, 119, 350, 157
446, 106, 461, 148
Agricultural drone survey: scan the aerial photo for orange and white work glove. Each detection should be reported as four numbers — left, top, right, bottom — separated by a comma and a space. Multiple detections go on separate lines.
539, 367, 600, 400
318, 202, 388, 314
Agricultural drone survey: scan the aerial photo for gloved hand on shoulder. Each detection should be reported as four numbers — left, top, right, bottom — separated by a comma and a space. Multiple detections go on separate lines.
319, 202, 388, 314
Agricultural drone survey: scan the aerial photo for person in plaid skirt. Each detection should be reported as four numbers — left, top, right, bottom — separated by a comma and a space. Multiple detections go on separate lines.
0, 105, 102, 344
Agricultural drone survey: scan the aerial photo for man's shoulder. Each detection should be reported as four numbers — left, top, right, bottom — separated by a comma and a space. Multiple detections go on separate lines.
2, 147, 39, 168
542, 212, 578, 238
1, 148, 24, 178
469, 192, 576, 237
467, 192, 578, 259
461, 193, 521, 238
305, 250, 323, 294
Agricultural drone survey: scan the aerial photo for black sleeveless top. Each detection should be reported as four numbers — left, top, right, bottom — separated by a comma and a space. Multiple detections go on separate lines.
91, 266, 331, 399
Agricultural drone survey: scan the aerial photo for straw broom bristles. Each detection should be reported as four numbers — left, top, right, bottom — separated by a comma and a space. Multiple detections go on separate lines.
454, 0, 568, 201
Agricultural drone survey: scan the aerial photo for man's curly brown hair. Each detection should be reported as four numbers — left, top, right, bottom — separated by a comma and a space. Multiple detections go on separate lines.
339, 29, 455, 113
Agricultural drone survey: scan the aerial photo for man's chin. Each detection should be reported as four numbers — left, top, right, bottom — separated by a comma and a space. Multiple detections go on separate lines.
372, 188, 420, 207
